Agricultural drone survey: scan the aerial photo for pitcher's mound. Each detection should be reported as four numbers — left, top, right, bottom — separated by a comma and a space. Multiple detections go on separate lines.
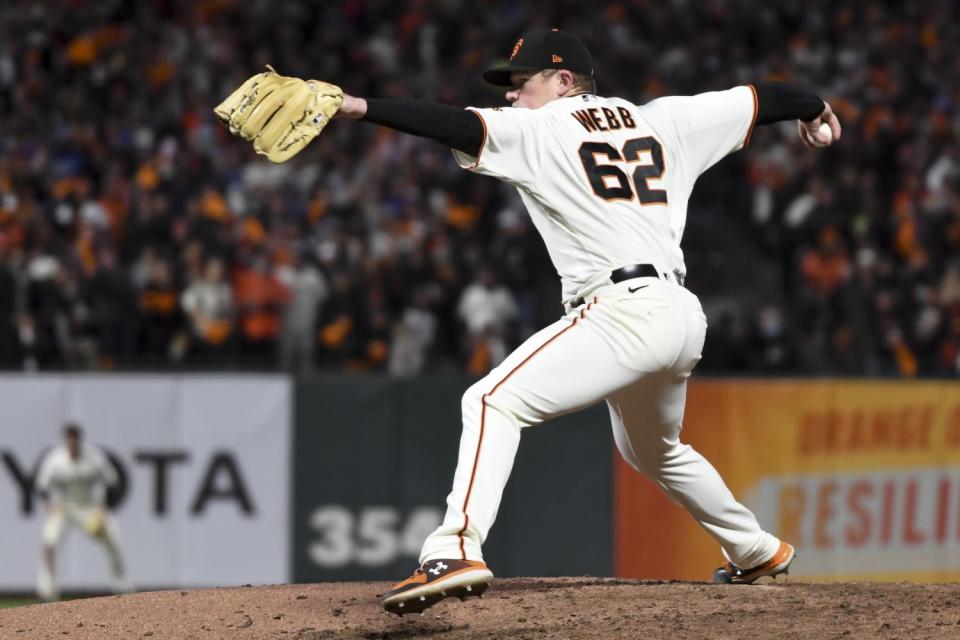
1, 578, 956, 639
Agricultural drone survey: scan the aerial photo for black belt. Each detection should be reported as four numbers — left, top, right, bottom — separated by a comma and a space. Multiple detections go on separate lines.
567, 264, 682, 311
610, 263, 661, 283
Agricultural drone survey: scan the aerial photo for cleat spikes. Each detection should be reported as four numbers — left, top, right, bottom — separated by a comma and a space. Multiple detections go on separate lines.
441, 591, 446, 596
465, 585, 472, 592
419, 595, 426, 601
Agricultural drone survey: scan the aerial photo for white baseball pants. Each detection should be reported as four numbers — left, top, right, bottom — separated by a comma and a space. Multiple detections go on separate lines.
420, 277, 780, 570
41, 504, 127, 585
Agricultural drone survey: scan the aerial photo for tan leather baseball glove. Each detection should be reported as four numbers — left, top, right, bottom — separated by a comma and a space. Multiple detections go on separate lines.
83, 507, 107, 538
214, 66, 343, 163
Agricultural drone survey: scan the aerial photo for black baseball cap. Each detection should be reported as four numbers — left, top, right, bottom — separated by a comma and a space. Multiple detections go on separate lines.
483, 29, 595, 87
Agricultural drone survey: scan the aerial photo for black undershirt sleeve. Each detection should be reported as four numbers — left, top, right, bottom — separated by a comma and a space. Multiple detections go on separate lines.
363, 99, 485, 157
753, 82, 825, 125
360, 86, 821, 154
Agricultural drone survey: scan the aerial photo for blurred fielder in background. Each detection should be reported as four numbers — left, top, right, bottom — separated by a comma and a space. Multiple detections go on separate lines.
35, 423, 133, 601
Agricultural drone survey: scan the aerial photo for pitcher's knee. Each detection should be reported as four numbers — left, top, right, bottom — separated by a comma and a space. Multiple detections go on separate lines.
630, 440, 689, 474
463, 376, 535, 430
461, 379, 488, 417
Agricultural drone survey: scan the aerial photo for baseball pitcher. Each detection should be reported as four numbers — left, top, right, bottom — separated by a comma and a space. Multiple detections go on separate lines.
35, 423, 132, 600
215, 28, 840, 615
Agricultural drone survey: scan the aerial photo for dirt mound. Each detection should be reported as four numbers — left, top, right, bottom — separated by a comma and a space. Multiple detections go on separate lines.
1, 578, 957, 639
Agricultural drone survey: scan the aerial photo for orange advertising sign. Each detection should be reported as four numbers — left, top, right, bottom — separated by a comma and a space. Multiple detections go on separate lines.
615, 380, 960, 582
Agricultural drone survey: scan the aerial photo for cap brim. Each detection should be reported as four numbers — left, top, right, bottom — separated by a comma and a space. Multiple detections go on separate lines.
482, 64, 541, 86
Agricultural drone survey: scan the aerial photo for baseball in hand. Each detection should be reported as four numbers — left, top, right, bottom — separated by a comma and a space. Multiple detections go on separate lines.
810, 122, 833, 147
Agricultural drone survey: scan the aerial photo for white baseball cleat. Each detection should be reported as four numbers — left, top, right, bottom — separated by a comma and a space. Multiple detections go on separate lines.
37, 568, 59, 602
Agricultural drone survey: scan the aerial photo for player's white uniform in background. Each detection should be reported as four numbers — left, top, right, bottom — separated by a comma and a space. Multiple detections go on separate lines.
420, 86, 782, 569
36, 442, 131, 599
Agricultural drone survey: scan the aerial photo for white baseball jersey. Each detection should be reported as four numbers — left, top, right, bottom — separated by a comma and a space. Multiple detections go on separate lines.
36, 443, 117, 508
453, 86, 757, 303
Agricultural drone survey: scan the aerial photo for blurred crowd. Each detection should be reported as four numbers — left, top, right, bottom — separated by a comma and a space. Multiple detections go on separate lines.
0, 0, 958, 377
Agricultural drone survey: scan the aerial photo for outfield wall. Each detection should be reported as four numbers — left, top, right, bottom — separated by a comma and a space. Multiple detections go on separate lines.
617, 380, 960, 582
291, 375, 613, 582
1, 375, 958, 592
0, 375, 291, 591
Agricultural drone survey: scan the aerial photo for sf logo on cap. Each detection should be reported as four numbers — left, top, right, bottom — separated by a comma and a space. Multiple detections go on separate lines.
510, 37, 524, 60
